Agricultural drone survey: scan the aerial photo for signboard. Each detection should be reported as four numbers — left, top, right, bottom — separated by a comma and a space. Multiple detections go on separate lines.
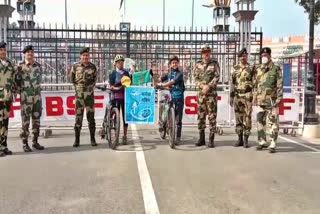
7, 88, 301, 128
124, 86, 155, 124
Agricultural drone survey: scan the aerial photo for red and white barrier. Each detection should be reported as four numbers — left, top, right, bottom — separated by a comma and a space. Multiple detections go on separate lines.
8, 85, 304, 135
9, 91, 108, 126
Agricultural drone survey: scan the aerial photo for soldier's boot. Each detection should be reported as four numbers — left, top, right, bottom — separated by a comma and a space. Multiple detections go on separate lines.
234, 133, 244, 147
90, 126, 97, 147
207, 131, 215, 148
23, 140, 32, 153
73, 128, 80, 148
243, 135, 250, 148
0, 143, 6, 157
256, 138, 268, 151
268, 139, 276, 153
0, 150, 5, 157
3, 136, 12, 155
32, 136, 45, 150
195, 130, 205, 146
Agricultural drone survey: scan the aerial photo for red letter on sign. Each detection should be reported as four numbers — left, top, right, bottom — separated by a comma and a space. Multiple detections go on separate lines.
185, 96, 198, 114
46, 97, 63, 116
217, 96, 221, 101
279, 98, 295, 115
67, 96, 75, 115
9, 98, 21, 118
94, 95, 104, 108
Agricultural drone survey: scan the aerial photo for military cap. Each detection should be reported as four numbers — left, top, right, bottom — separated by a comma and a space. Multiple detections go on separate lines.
201, 44, 211, 52
22, 45, 33, 54
80, 47, 90, 55
260, 47, 271, 55
238, 48, 248, 57
0, 42, 6, 49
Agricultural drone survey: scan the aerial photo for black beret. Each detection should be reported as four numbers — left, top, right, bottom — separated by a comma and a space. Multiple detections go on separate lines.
260, 47, 271, 55
238, 48, 248, 57
0, 42, 6, 49
23, 45, 33, 54
80, 47, 90, 55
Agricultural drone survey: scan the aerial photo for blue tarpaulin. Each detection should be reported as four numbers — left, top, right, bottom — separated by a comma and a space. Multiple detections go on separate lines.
283, 63, 291, 93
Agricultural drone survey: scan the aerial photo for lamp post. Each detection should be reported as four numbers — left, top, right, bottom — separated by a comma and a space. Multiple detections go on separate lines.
23, 0, 29, 29
305, 0, 318, 123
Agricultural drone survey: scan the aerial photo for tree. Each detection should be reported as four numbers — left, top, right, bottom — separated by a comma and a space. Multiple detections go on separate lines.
295, 0, 320, 24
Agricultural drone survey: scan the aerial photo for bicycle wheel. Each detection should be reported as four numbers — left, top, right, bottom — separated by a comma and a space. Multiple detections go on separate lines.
103, 107, 110, 142
168, 106, 176, 149
108, 107, 121, 149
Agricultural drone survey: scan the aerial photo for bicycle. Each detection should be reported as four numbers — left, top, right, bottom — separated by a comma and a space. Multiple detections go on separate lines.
96, 85, 121, 150
157, 86, 176, 149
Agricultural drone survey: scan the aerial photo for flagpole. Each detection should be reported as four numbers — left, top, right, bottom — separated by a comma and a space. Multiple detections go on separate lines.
191, 0, 194, 30
124, 0, 126, 21
163, 0, 165, 28
65, 0, 68, 27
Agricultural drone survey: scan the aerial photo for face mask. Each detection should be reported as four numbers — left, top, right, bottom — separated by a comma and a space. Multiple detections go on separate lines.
262, 57, 269, 64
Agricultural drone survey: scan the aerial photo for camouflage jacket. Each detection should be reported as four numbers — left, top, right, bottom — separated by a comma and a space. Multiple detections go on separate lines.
252, 61, 283, 107
71, 62, 97, 92
230, 63, 254, 98
193, 59, 220, 94
16, 60, 42, 95
0, 59, 17, 102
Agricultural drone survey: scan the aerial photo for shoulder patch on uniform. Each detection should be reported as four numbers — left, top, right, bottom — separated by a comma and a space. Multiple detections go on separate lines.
210, 59, 219, 64
233, 64, 240, 70
35, 61, 41, 67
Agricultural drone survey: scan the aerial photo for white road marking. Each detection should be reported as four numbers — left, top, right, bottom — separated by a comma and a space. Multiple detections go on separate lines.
131, 124, 160, 214
279, 136, 320, 152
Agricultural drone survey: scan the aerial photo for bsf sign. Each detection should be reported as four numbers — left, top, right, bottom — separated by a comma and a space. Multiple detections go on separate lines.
182, 91, 300, 125
183, 91, 231, 125
8, 91, 108, 126
252, 94, 300, 122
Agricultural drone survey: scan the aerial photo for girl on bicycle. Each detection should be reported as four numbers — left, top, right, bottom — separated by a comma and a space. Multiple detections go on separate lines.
153, 56, 185, 144
109, 55, 131, 145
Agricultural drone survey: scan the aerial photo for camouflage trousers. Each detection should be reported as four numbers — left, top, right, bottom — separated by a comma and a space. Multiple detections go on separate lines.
256, 106, 279, 143
74, 91, 95, 129
197, 93, 217, 132
0, 101, 11, 150
20, 92, 42, 140
234, 93, 253, 136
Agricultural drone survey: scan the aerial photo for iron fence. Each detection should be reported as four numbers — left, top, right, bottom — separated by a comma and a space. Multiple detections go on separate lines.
6, 24, 263, 86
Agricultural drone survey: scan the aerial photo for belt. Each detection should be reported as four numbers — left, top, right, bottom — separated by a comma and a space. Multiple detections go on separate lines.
235, 88, 252, 94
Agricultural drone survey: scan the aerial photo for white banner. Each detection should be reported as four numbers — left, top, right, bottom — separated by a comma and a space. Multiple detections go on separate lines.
8, 91, 109, 126
8, 90, 302, 127
183, 90, 231, 125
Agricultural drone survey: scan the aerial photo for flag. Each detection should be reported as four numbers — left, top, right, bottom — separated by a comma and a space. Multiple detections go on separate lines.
132, 70, 152, 86
119, 0, 124, 10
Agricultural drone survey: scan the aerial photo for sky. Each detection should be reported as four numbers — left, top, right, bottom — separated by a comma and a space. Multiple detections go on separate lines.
9, 0, 318, 38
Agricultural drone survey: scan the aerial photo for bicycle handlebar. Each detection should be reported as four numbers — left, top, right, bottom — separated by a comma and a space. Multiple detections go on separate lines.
95, 85, 123, 92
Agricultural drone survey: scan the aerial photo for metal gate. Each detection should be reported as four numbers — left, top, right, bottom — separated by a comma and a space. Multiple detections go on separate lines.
6, 24, 263, 85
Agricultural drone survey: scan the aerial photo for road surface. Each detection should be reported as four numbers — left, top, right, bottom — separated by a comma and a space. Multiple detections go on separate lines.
0, 125, 320, 214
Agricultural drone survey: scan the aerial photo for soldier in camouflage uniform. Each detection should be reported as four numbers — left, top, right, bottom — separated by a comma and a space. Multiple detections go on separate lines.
253, 47, 283, 153
71, 47, 97, 147
16, 45, 45, 152
193, 44, 220, 148
230, 48, 253, 148
0, 42, 16, 157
